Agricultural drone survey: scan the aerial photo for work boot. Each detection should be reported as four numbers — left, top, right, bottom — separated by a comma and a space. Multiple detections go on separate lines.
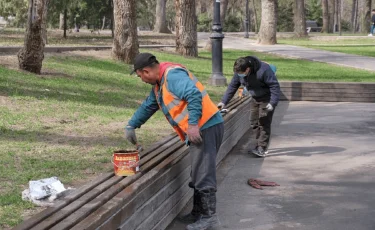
178, 189, 200, 223
186, 188, 219, 230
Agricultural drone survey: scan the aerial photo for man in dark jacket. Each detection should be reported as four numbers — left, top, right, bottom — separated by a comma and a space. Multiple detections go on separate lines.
218, 56, 280, 157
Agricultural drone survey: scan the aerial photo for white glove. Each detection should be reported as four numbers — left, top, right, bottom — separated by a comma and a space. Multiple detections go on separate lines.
266, 103, 274, 112
217, 102, 225, 109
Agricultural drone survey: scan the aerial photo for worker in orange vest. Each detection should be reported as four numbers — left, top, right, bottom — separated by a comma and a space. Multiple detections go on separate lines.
125, 53, 224, 230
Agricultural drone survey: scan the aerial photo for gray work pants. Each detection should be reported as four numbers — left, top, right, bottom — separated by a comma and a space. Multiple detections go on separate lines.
189, 123, 224, 191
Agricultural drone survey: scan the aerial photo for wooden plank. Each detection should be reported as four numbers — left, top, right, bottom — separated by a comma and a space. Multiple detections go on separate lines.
217, 117, 251, 164
280, 91, 375, 98
134, 180, 191, 230
150, 185, 193, 230
52, 142, 186, 230
31, 175, 124, 230
71, 146, 189, 230
280, 88, 375, 94
280, 95, 375, 103
116, 164, 191, 230
12, 172, 113, 230
97, 153, 191, 230
280, 82, 375, 90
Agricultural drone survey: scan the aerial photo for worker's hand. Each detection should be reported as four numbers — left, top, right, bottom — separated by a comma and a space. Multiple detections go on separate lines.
217, 102, 225, 110
266, 103, 274, 112
187, 124, 202, 145
125, 125, 137, 145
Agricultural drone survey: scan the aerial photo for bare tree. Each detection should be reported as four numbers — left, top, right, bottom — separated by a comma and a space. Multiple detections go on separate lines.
321, 0, 329, 33
328, 0, 335, 32
252, 0, 259, 33
18, 0, 50, 74
351, 0, 358, 33
293, 0, 307, 37
334, 0, 339, 32
154, 0, 171, 33
112, 0, 139, 63
220, 0, 229, 27
175, 0, 197, 56
258, 0, 277, 45
338, 0, 342, 35
363, 0, 372, 33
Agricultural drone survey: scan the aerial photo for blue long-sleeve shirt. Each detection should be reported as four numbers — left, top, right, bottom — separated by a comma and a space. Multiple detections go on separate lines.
128, 68, 223, 132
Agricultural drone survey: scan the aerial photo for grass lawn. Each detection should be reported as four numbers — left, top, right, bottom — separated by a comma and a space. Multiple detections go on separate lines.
278, 37, 375, 57
0, 28, 175, 46
0, 49, 374, 228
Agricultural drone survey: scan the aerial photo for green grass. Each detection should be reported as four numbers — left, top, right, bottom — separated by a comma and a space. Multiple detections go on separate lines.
278, 37, 375, 57
0, 28, 174, 46
0, 49, 374, 228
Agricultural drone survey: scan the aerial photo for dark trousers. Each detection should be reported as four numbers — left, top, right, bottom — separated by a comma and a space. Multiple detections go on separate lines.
250, 99, 275, 149
189, 123, 224, 191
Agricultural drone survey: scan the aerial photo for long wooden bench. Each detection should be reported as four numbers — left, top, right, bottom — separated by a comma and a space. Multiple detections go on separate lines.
13, 96, 251, 230
280, 82, 375, 103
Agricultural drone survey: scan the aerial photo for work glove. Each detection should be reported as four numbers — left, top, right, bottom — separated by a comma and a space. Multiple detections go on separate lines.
125, 125, 137, 145
187, 124, 202, 145
217, 102, 225, 110
266, 103, 274, 112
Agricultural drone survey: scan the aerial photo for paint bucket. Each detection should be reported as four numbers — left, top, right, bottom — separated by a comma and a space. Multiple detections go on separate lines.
112, 150, 140, 176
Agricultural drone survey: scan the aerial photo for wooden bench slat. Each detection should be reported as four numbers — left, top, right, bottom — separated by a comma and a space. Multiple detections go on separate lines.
116, 163, 191, 230
12, 172, 114, 230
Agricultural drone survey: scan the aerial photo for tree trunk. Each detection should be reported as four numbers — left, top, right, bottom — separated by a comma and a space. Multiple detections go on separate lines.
351, 0, 358, 33
59, 13, 64, 30
63, 8, 67, 38
334, 0, 338, 32
328, 0, 334, 32
252, 0, 259, 33
101, 16, 106, 30
112, 0, 139, 63
321, 0, 329, 33
293, 0, 307, 37
338, 0, 342, 35
363, 0, 372, 33
18, 0, 49, 74
175, 0, 197, 56
154, 0, 171, 33
220, 0, 229, 27
200, 0, 207, 13
258, 0, 277, 45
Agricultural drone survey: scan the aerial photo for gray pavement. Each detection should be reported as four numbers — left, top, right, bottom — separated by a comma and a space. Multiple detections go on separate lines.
167, 101, 375, 230
198, 35, 375, 72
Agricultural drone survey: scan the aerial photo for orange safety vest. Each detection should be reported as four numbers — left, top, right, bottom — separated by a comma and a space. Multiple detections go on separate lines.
154, 65, 219, 141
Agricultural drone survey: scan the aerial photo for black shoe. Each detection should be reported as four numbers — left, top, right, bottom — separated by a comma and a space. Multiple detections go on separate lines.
178, 190, 200, 223
186, 188, 219, 230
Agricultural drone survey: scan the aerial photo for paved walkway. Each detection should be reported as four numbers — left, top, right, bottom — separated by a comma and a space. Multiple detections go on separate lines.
168, 101, 375, 230
198, 35, 375, 72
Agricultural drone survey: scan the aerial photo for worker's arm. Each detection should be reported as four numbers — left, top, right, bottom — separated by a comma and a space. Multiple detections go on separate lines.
166, 68, 202, 125
263, 68, 280, 107
221, 74, 241, 105
127, 89, 160, 128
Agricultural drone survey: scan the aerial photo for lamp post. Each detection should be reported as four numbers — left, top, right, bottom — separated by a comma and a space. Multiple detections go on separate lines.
244, 0, 249, 38
208, 0, 227, 86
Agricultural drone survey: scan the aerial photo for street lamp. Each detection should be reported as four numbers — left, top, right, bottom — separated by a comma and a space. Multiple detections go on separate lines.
244, 0, 249, 38
208, 0, 227, 86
